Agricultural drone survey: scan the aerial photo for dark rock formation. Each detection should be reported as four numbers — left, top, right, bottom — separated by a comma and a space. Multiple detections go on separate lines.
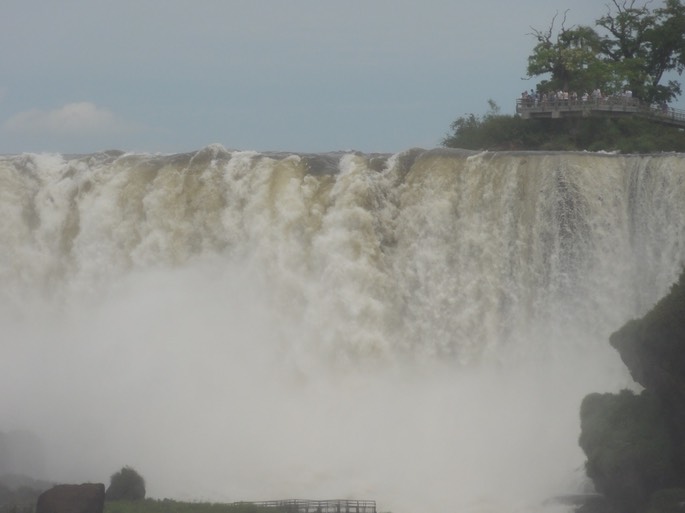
611, 271, 685, 460
578, 270, 685, 513
611, 271, 685, 393
579, 390, 678, 512
36, 483, 105, 513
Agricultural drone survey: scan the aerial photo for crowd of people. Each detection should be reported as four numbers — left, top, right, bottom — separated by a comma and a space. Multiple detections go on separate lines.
519, 87, 637, 107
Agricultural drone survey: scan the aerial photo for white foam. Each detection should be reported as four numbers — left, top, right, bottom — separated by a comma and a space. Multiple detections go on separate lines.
1, 149, 683, 513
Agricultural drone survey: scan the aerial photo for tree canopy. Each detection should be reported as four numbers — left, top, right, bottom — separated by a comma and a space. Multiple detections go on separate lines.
106, 466, 146, 501
526, 0, 685, 103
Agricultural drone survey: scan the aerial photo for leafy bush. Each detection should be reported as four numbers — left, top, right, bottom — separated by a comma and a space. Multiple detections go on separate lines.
442, 103, 685, 152
106, 466, 146, 502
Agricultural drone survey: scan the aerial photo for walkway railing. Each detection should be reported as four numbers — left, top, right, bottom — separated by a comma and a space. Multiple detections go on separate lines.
235, 500, 377, 513
515, 96, 685, 128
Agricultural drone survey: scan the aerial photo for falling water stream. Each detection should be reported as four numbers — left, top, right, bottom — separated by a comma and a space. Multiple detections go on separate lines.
1, 146, 684, 513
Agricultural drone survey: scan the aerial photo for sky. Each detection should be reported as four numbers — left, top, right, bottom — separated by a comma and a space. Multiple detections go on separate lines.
1, 0, 681, 155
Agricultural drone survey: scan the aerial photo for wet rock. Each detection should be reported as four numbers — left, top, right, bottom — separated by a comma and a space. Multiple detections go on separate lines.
36, 483, 105, 513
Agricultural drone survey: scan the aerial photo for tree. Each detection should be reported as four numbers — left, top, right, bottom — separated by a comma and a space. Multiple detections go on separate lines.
526, 12, 607, 93
596, 0, 685, 102
526, 0, 685, 103
105, 466, 146, 501
441, 100, 533, 150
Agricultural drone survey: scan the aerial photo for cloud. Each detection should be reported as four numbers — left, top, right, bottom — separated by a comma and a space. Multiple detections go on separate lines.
3, 102, 135, 137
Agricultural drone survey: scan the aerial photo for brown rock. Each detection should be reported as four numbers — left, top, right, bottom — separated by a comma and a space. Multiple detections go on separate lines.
36, 483, 105, 513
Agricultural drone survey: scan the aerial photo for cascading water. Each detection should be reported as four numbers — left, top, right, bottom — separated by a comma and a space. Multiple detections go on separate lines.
1, 146, 684, 513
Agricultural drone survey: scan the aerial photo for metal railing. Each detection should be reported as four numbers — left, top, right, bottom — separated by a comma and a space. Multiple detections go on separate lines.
515, 96, 685, 127
236, 500, 377, 513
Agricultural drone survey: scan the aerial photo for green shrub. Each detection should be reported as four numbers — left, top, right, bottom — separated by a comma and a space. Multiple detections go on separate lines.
442, 104, 685, 152
106, 466, 146, 502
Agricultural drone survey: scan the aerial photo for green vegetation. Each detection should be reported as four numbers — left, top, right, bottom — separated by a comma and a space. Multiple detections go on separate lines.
443, 1, 685, 152
106, 467, 146, 502
526, 0, 685, 103
442, 101, 685, 152
104, 500, 277, 513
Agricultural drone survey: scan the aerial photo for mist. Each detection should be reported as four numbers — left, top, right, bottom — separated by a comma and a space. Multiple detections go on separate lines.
2, 257, 624, 513
2, 147, 683, 513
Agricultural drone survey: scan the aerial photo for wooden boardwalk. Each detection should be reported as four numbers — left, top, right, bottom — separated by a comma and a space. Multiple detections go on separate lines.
235, 500, 377, 513
516, 97, 685, 128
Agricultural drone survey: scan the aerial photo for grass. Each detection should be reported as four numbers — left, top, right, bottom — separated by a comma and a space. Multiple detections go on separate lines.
105, 499, 275, 513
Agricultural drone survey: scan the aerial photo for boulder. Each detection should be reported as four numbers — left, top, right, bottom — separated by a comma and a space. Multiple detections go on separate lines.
579, 390, 678, 513
609, 271, 685, 405
578, 269, 685, 512
36, 483, 105, 513
610, 271, 685, 467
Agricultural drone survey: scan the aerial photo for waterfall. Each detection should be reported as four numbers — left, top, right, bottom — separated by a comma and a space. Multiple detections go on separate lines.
1, 146, 684, 513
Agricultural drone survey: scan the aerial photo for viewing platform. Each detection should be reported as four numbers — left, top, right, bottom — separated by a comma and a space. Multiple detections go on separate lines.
235, 500, 377, 513
516, 96, 685, 128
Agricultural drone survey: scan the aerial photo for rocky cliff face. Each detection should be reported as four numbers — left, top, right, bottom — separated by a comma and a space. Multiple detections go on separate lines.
613, 269, 685, 481
36, 484, 105, 513
579, 270, 685, 513
611, 270, 685, 441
